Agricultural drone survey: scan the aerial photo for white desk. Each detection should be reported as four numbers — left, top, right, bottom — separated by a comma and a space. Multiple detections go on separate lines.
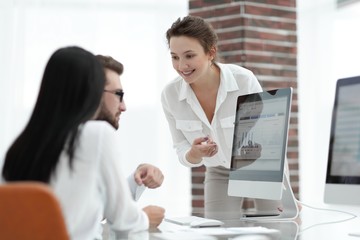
150, 220, 297, 240
296, 206, 360, 240
108, 207, 360, 240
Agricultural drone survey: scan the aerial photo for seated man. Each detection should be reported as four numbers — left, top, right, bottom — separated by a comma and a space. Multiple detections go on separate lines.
96, 54, 164, 200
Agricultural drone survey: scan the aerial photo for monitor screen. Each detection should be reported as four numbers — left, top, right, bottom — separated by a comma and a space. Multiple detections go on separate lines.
324, 76, 360, 205
228, 88, 292, 200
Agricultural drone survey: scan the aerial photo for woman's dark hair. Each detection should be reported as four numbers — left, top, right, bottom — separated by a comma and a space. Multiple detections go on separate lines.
166, 15, 218, 61
2, 46, 105, 183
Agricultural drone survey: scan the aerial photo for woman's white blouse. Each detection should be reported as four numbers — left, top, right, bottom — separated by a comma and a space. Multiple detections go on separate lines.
51, 121, 148, 239
161, 63, 262, 168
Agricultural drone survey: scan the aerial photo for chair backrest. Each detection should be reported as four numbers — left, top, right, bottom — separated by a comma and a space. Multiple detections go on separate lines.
0, 181, 70, 240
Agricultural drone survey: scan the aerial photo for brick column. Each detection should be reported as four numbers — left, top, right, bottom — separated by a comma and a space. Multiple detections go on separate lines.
189, 0, 298, 215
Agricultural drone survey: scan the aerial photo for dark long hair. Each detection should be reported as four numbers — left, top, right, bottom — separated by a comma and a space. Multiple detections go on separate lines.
2, 46, 105, 183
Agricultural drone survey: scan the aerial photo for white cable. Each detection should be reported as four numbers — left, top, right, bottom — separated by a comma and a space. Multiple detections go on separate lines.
296, 200, 357, 235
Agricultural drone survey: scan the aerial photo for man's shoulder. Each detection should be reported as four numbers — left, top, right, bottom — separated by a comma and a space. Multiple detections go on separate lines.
82, 121, 116, 135
84, 120, 112, 128
79, 121, 119, 149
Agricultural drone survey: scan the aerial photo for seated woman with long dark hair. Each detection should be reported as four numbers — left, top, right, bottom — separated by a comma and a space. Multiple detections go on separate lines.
1, 46, 164, 239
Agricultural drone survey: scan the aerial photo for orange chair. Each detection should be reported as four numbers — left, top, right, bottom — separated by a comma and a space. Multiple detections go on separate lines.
0, 181, 70, 240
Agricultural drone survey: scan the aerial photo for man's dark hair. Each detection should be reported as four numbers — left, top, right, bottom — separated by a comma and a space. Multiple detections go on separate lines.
96, 55, 124, 76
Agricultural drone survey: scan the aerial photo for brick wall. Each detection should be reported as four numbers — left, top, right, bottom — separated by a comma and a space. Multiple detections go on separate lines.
189, 0, 298, 215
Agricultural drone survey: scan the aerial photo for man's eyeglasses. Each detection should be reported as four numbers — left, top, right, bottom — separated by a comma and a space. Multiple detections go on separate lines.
104, 90, 124, 102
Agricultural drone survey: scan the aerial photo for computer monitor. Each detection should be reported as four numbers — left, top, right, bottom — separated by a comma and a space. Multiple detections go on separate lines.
324, 76, 360, 205
228, 88, 299, 220
228, 88, 292, 201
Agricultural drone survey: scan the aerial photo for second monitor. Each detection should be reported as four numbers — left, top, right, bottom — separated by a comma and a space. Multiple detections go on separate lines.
324, 75, 360, 205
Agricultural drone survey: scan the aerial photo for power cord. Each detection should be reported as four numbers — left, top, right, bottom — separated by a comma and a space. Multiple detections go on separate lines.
296, 200, 357, 235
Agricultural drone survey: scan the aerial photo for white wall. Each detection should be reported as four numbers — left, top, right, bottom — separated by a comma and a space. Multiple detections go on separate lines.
0, 0, 189, 216
298, 0, 360, 211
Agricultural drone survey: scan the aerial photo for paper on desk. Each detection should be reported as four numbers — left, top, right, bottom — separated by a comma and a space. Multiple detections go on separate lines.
185, 226, 280, 238
227, 227, 280, 234
153, 227, 280, 240
152, 232, 216, 240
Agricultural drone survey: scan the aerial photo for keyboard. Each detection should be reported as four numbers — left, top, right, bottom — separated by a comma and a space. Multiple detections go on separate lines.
164, 216, 213, 226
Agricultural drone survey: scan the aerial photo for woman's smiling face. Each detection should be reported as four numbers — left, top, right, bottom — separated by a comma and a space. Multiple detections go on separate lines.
169, 36, 213, 84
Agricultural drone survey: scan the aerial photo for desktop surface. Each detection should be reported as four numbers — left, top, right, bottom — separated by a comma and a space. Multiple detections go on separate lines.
108, 206, 360, 240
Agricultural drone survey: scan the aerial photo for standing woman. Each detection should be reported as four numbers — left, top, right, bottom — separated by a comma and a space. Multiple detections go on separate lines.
162, 15, 282, 219
2, 46, 164, 239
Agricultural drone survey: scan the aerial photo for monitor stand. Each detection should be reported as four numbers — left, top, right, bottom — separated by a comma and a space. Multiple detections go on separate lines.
242, 174, 299, 221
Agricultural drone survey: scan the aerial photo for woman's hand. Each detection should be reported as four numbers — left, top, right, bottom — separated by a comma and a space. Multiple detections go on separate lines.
186, 136, 218, 164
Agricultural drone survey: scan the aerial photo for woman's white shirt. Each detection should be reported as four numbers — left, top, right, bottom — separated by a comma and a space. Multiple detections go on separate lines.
161, 63, 262, 168
51, 121, 148, 239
